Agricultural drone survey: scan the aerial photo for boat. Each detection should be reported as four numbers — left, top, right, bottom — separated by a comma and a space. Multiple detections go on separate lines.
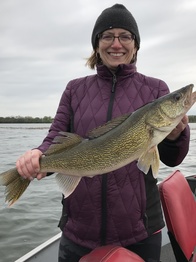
14, 171, 196, 262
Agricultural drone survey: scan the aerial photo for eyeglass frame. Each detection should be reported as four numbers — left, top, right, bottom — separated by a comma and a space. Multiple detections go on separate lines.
97, 33, 135, 45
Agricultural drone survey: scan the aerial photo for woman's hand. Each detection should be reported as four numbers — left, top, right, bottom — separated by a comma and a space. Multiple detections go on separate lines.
16, 149, 47, 180
166, 115, 189, 141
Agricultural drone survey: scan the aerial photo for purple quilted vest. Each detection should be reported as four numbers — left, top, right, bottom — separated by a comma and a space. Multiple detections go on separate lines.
38, 63, 170, 248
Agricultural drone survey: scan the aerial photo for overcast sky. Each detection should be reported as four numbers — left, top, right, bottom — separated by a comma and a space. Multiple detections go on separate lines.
1, 0, 196, 117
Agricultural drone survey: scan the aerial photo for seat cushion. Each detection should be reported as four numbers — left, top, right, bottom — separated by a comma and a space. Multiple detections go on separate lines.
159, 170, 196, 260
79, 245, 144, 262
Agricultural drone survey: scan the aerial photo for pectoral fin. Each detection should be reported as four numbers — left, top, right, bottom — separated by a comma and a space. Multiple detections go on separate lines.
55, 174, 81, 198
137, 146, 160, 178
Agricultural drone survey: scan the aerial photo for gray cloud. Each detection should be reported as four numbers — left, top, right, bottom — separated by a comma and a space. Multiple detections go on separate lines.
0, 0, 196, 117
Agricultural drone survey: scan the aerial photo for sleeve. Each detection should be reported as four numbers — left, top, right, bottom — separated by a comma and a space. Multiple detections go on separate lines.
158, 125, 190, 166
36, 82, 73, 153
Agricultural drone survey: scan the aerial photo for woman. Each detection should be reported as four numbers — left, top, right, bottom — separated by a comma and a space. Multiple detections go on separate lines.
16, 4, 190, 262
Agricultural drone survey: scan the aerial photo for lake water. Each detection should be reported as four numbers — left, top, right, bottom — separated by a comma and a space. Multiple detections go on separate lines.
0, 123, 196, 262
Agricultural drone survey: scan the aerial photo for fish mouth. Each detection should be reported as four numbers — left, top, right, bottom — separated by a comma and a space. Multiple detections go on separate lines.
191, 90, 196, 106
183, 84, 195, 108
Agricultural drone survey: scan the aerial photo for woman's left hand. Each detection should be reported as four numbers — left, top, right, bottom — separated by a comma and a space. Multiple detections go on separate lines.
166, 115, 189, 141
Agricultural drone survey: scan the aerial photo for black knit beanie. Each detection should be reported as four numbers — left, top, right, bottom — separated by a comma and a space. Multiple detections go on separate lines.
91, 4, 140, 50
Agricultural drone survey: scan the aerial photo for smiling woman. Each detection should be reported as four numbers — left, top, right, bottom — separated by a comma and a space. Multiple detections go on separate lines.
96, 28, 137, 71
87, 3, 140, 70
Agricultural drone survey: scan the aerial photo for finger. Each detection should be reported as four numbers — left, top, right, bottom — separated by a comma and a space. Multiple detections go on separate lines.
24, 151, 36, 180
30, 150, 41, 173
16, 151, 31, 178
181, 115, 189, 125
16, 158, 26, 178
36, 172, 47, 180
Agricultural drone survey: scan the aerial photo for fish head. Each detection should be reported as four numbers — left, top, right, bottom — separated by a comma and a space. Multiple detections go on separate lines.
146, 84, 196, 131
159, 84, 196, 119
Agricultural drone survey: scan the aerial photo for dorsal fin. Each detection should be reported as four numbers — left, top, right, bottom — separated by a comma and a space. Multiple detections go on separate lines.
88, 113, 130, 139
44, 132, 83, 156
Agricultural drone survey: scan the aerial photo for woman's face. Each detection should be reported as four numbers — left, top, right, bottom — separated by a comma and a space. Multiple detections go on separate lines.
96, 28, 137, 71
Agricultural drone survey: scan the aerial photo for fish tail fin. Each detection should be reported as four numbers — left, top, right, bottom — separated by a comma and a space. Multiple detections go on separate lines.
0, 168, 30, 206
55, 174, 81, 198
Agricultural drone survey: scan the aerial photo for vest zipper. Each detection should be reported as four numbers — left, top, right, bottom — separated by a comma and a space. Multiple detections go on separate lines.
111, 74, 117, 92
101, 73, 117, 246
106, 74, 117, 121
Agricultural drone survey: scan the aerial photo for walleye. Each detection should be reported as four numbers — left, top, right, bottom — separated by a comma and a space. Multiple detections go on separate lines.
0, 84, 196, 206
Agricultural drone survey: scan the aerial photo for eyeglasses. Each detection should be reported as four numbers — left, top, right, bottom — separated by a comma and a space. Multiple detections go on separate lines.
98, 33, 135, 45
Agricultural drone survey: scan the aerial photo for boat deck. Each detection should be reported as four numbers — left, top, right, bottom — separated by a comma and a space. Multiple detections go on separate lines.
161, 243, 175, 261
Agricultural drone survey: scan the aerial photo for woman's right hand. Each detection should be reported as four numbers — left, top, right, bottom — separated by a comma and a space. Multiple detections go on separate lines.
16, 149, 47, 180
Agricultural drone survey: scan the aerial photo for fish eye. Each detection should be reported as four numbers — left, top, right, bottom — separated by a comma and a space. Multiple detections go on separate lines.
173, 93, 182, 101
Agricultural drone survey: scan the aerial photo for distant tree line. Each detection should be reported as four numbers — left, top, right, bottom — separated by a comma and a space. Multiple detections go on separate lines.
0, 116, 53, 123
188, 115, 196, 123
0, 115, 196, 123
